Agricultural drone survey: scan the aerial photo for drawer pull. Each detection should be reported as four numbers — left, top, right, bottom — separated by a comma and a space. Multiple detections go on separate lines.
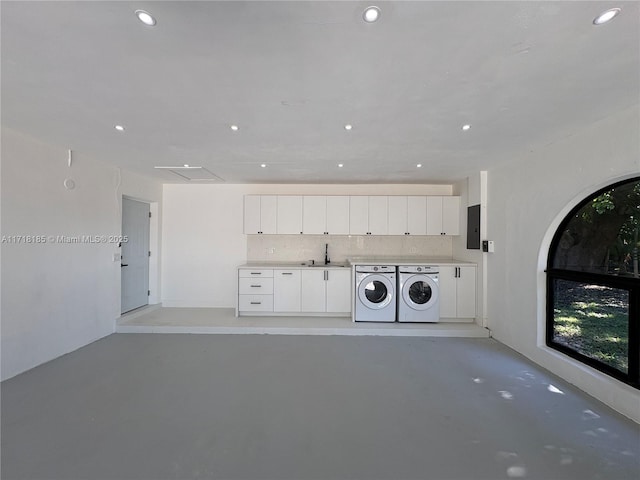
250, 301, 262, 305
281, 272, 293, 275
250, 285, 261, 288
250, 272, 262, 275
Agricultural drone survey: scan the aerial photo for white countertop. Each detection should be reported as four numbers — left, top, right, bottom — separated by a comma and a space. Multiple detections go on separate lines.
347, 256, 476, 266
238, 262, 349, 269
239, 257, 476, 268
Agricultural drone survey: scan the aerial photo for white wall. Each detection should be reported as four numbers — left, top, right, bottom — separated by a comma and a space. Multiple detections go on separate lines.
1, 128, 163, 380
452, 172, 487, 326
161, 183, 452, 307
486, 105, 640, 422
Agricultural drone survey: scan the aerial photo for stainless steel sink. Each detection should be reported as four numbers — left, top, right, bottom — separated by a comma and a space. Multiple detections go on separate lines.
301, 262, 347, 268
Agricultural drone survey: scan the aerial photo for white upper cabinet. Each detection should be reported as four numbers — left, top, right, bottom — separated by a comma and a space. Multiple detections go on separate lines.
387, 196, 408, 235
303, 196, 327, 234
325, 196, 350, 235
349, 196, 369, 235
427, 196, 460, 236
387, 196, 427, 235
244, 195, 277, 234
407, 196, 427, 235
368, 196, 388, 235
277, 196, 303, 234
349, 196, 388, 235
302, 196, 350, 235
243, 195, 261, 234
441, 196, 461, 236
245, 194, 458, 236
426, 196, 444, 235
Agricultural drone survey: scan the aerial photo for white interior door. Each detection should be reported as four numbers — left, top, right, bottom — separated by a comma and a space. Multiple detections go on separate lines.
121, 197, 150, 314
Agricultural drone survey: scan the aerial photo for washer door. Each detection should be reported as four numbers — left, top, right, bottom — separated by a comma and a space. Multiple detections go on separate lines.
358, 274, 394, 310
402, 275, 438, 311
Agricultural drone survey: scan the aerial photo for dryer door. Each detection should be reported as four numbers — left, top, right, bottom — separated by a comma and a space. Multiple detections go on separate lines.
402, 275, 438, 311
358, 274, 394, 310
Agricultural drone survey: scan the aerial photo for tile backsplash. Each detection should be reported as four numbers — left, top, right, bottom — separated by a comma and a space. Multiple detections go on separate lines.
247, 235, 453, 263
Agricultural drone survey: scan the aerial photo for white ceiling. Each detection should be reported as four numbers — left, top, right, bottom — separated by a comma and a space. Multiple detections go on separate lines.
2, 1, 638, 184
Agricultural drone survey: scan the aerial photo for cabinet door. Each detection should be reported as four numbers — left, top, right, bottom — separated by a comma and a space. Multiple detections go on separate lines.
326, 269, 351, 313
368, 196, 388, 235
277, 196, 303, 234
407, 196, 427, 235
260, 196, 277, 234
326, 196, 350, 235
442, 196, 460, 235
273, 270, 301, 312
456, 266, 476, 318
426, 196, 443, 235
349, 196, 369, 235
303, 196, 327, 234
438, 266, 457, 318
387, 196, 408, 235
243, 195, 261, 234
301, 269, 326, 312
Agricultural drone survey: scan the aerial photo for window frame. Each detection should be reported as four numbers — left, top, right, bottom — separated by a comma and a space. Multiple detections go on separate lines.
546, 177, 640, 389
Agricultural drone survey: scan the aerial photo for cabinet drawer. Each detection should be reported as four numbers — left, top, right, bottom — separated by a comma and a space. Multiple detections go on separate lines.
239, 278, 274, 294
238, 294, 273, 312
239, 269, 274, 278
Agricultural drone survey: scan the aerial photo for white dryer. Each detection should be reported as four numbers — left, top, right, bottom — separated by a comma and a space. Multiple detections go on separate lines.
397, 265, 439, 322
354, 265, 396, 322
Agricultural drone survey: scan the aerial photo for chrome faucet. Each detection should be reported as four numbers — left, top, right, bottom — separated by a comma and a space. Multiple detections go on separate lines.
325, 243, 330, 265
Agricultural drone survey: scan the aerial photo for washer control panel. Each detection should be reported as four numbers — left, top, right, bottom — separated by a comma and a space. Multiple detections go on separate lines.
398, 265, 438, 274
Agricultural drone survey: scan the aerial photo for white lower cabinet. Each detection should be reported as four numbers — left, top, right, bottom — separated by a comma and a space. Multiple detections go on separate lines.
301, 270, 326, 312
273, 269, 302, 312
238, 269, 274, 312
325, 269, 351, 313
438, 265, 476, 319
301, 269, 351, 313
238, 295, 274, 312
239, 267, 350, 316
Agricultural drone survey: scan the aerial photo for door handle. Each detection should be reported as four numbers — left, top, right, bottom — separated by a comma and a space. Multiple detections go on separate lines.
121, 264, 129, 267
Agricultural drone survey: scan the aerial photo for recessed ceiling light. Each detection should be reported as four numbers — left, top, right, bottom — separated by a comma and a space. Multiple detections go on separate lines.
260, 164, 267, 168
462, 124, 471, 131
114, 125, 125, 132
593, 8, 621, 25
135, 10, 156, 26
183, 164, 189, 168
230, 125, 239, 131
338, 163, 344, 168
416, 164, 422, 168
344, 124, 353, 130
363, 6, 381, 23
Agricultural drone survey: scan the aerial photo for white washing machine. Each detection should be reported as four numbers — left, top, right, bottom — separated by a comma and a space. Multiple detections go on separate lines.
397, 265, 439, 322
354, 265, 396, 322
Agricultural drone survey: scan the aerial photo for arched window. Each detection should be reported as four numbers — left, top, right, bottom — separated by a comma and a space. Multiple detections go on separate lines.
547, 177, 639, 388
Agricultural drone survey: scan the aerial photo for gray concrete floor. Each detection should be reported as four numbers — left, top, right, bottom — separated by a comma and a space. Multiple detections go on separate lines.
1, 334, 638, 480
